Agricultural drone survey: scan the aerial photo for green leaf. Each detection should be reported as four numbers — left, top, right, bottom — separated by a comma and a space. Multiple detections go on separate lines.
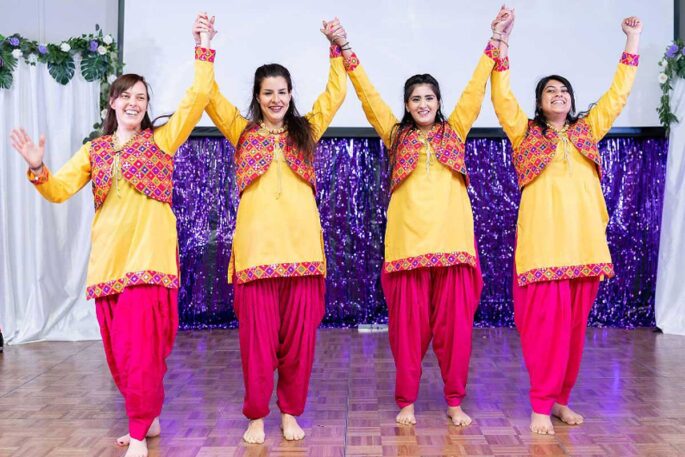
48, 56, 75, 84
80, 52, 108, 81
0, 68, 13, 89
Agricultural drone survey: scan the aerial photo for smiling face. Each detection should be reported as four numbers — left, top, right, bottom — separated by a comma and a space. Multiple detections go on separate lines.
257, 76, 291, 128
538, 79, 572, 120
109, 80, 148, 131
405, 84, 439, 129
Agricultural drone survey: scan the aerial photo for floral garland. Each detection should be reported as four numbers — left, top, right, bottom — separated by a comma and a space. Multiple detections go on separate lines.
658, 39, 685, 130
0, 25, 123, 142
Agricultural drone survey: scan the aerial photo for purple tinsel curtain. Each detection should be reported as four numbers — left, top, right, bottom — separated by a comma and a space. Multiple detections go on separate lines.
173, 136, 667, 329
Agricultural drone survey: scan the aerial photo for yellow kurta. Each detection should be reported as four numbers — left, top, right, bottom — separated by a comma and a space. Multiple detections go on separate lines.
491, 60, 638, 284
346, 52, 496, 271
205, 54, 346, 283
28, 56, 215, 298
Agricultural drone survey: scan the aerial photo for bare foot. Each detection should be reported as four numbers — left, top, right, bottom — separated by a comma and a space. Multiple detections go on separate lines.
281, 413, 305, 441
116, 417, 161, 446
243, 419, 266, 444
395, 404, 416, 425
552, 403, 584, 425
447, 405, 472, 426
530, 412, 555, 435
123, 437, 147, 457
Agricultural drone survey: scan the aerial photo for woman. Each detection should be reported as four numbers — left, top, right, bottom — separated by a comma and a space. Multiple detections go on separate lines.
338, 9, 512, 427
200, 19, 346, 444
10, 16, 216, 457
490, 12, 642, 435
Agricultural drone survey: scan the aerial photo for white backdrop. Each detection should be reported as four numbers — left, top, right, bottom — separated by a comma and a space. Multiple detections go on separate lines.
655, 78, 685, 336
123, 0, 672, 128
0, 61, 101, 344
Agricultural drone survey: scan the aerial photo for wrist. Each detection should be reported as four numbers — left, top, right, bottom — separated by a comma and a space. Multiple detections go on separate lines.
30, 162, 43, 173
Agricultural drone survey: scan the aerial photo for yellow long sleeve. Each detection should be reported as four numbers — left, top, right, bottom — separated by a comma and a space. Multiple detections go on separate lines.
491, 68, 529, 149
447, 53, 496, 141
586, 62, 638, 141
347, 63, 398, 149
27, 143, 92, 203
305, 56, 347, 141
154, 57, 214, 155
206, 81, 250, 147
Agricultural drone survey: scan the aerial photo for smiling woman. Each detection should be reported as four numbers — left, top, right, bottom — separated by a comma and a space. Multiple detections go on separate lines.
490, 13, 643, 436
198, 15, 347, 446
9, 15, 217, 457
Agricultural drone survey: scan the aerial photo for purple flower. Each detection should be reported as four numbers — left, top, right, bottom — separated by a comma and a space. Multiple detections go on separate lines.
8, 37, 20, 46
89, 40, 99, 52
37, 44, 47, 55
666, 43, 679, 58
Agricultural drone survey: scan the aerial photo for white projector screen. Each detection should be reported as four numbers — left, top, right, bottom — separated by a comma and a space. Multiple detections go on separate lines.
123, 0, 672, 129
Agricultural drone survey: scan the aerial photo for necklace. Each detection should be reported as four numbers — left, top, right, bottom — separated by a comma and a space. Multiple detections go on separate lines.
259, 122, 287, 135
546, 121, 573, 175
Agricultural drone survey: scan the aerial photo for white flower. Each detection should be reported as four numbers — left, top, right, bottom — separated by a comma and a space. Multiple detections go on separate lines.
60, 42, 71, 52
27, 53, 37, 63
97, 45, 107, 55
101, 109, 108, 120
658, 73, 668, 84
103, 34, 113, 45
11, 49, 23, 58
107, 74, 117, 84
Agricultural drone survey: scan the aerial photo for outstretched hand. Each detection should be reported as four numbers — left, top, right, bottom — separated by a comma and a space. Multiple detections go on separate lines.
321, 17, 347, 46
10, 128, 45, 170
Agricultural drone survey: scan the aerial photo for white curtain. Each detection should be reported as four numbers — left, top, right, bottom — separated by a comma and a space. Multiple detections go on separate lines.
0, 60, 101, 344
655, 77, 685, 336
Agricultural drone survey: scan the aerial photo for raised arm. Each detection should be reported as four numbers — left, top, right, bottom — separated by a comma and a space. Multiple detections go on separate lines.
447, 8, 512, 140
11, 128, 91, 203
154, 13, 217, 155
302, 18, 349, 142
489, 8, 529, 148
329, 20, 398, 148
586, 16, 642, 141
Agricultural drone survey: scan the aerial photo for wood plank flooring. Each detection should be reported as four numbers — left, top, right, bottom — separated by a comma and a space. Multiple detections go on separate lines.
1, 328, 684, 456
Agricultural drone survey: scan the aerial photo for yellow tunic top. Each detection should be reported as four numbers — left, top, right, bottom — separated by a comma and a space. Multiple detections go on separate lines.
27, 56, 215, 298
346, 52, 496, 271
491, 60, 638, 285
205, 54, 346, 283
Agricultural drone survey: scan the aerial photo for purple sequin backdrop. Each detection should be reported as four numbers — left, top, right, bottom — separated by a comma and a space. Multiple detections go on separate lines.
173, 136, 667, 329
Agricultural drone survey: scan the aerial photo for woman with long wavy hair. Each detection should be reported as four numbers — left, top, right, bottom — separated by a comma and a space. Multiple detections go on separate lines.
200, 18, 347, 444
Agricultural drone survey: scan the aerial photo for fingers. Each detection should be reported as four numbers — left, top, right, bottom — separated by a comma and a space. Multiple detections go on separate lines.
38, 134, 46, 149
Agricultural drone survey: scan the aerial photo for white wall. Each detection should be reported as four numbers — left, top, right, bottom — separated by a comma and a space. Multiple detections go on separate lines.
124, 0, 673, 129
0, 0, 118, 44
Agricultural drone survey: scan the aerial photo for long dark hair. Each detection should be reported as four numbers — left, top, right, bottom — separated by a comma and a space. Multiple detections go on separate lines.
389, 74, 446, 165
533, 75, 590, 136
247, 64, 316, 162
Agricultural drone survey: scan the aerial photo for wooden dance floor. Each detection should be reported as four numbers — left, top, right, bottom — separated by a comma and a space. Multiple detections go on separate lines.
1, 328, 684, 456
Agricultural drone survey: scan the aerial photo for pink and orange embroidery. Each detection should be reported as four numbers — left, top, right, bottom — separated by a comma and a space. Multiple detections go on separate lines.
194, 46, 216, 62
235, 125, 316, 194
391, 124, 467, 192
90, 129, 174, 210
384, 251, 477, 273
517, 263, 614, 286
513, 119, 601, 188
620, 52, 639, 66
235, 261, 325, 284
86, 270, 179, 299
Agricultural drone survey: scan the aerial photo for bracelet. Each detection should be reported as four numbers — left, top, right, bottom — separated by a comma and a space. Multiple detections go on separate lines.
490, 37, 509, 47
30, 163, 44, 174
341, 45, 352, 51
